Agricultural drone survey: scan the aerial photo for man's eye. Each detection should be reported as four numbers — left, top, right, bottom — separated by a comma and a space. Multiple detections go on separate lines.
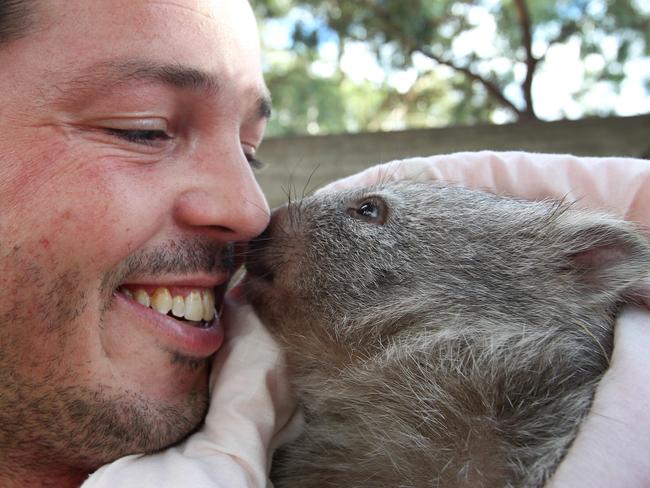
104, 128, 172, 146
245, 152, 265, 170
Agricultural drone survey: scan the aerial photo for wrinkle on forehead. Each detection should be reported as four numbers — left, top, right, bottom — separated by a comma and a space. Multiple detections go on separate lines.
33, 0, 257, 47
147, 0, 218, 20
146, 0, 254, 22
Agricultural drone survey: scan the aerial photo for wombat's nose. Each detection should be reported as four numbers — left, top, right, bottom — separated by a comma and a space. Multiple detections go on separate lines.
245, 204, 289, 280
251, 204, 288, 244
269, 203, 289, 232
264, 204, 290, 239
254, 221, 271, 243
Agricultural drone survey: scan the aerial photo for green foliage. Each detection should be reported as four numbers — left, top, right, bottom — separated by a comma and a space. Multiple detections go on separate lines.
254, 0, 650, 135
263, 57, 348, 136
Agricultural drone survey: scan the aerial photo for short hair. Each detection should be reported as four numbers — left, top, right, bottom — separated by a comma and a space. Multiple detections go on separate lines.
0, 0, 37, 45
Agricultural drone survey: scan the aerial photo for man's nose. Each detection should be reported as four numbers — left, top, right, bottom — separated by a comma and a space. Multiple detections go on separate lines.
173, 144, 270, 242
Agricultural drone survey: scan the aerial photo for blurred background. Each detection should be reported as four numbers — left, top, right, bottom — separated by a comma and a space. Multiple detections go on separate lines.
252, 0, 650, 205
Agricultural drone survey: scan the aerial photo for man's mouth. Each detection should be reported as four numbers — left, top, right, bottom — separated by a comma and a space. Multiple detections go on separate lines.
117, 285, 221, 327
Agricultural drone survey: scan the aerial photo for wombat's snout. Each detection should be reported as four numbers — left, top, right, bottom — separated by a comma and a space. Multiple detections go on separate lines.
246, 190, 391, 284
245, 204, 290, 281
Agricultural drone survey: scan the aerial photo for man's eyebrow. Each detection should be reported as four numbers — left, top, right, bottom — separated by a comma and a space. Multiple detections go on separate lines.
54, 60, 272, 120
126, 62, 221, 94
69, 60, 221, 94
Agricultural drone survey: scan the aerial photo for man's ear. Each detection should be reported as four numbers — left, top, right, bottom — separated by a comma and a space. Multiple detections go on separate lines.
555, 211, 650, 299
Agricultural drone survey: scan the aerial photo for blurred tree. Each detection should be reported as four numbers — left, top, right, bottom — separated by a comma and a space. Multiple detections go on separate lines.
255, 0, 650, 135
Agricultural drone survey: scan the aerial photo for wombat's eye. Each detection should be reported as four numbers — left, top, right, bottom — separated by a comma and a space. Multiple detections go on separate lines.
347, 197, 387, 225
359, 202, 378, 218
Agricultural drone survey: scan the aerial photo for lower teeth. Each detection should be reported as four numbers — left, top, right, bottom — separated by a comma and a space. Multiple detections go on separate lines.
168, 313, 211, 328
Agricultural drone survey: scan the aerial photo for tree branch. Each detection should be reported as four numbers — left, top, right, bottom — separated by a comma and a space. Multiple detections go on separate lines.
513, 0, 539, 119
343, 0, 525, 120
361, 0, 524, 120
416, 45, 523, 118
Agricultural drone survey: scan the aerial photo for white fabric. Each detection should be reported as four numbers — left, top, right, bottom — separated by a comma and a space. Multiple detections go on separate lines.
319, 151, 650, 226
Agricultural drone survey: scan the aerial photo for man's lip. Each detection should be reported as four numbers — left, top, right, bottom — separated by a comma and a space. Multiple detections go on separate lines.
115, 292, 225, 357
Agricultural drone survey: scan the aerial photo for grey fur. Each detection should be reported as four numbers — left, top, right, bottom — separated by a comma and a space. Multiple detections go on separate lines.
244, 181, 650, 488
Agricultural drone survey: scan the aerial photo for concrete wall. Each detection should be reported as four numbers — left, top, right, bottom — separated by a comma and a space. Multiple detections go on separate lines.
255, 114, 650, 207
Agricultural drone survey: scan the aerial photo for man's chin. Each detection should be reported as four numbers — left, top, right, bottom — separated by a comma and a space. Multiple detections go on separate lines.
86, 382, 210, 465
0, 374, 210, 476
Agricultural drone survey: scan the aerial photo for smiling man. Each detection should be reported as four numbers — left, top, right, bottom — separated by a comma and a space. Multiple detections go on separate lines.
2, 2, 650, 488
0, 0, 270, 485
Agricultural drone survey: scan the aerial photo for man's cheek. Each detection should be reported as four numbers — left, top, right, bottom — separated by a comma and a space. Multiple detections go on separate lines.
39, 170, 128, 263
0, 133, 72, 202
0, 242, 86, 357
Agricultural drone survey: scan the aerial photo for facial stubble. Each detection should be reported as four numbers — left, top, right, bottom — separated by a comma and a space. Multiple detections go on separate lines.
0, 239, 233, 472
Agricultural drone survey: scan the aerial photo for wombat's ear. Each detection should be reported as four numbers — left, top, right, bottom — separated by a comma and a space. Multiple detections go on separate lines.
558, 212, 650, 298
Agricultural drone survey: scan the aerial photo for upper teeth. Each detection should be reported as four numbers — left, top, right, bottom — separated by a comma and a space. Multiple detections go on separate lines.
123, 287, 216, 322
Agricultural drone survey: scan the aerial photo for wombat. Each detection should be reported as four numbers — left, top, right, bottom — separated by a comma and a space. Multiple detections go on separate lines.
244, 181, 650, 488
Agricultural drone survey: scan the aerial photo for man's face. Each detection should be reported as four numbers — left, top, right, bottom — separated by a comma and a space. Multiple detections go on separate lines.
0, 0, 270, 476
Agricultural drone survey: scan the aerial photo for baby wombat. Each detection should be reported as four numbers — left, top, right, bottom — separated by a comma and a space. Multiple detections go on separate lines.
244, 181, 650, 488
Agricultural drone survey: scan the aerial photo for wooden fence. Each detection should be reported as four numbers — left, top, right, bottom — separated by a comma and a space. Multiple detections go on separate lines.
255, 114, 650, 207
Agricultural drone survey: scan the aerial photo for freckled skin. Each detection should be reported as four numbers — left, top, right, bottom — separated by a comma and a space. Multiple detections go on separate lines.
0, 1, 270, 486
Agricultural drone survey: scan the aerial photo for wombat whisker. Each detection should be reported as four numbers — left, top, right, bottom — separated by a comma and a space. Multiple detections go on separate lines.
281, 170, 303, 208
233, 242, 273, 258
249, 236, 273, 242
381, 163, 404, 186
373, 163, 400, 187
281, 182, 295, 206
284, 160, 308, 207
302, 165, 321, 199
543, 198, 573, 224
378, 161, 429, 187
242, 196, 272, 218
240, 238, 275, 251
287, 202, 301, 230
